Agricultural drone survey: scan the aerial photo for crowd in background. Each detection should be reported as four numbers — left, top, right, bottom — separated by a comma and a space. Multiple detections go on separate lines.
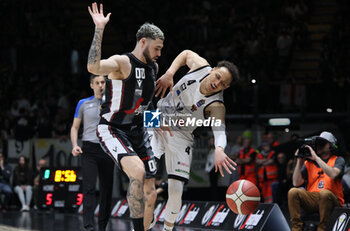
0, 0, 77, 150
0, 151, 47, 212
2, 0, 349, 146
320, 0, 350, 84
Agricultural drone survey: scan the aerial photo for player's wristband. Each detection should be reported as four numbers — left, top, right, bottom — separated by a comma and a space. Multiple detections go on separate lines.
212, 123, 227, 150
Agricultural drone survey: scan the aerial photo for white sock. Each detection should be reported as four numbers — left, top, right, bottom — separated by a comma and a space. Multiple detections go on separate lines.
163, 179, 184, 224
163, 223, 174, 231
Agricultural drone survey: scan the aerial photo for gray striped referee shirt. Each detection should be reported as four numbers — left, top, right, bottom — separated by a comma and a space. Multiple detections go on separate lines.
74, 96, 101, 143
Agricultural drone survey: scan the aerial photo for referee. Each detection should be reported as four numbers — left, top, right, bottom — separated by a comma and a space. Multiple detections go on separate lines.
70, 74, 114, 231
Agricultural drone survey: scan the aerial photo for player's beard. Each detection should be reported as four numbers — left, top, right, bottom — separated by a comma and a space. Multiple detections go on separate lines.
143, 45, 153, 64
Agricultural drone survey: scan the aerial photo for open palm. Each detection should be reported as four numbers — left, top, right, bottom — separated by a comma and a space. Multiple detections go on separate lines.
88, 2, 111, 28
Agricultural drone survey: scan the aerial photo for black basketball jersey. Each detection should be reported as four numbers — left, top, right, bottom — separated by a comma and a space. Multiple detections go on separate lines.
100, 53, 157, 126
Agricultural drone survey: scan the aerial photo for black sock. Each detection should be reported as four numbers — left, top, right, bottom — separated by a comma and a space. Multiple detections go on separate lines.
132, 218, 144, 231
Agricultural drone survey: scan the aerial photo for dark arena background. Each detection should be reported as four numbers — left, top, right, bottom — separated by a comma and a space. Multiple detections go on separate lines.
1, 0, 350, 230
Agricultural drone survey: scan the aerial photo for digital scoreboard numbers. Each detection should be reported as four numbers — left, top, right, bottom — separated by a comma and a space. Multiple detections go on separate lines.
38, 168, 83, 211
54, 170, 77, 182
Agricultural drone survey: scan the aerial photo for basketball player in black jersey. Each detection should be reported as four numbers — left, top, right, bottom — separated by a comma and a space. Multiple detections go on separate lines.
87, 3, 165, 231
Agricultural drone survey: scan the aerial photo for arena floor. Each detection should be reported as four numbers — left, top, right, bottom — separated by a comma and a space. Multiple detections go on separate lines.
0, 210, 230, 231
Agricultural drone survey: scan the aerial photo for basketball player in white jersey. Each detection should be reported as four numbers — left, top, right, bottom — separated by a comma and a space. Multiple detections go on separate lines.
151, 50, 239, 231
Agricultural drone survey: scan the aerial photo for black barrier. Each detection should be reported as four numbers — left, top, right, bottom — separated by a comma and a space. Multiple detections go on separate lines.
79, 200, 290, 230
260, 204, 290, 231
165, 202, 290, 230
110, 198, 130, 219
189, 201, 233, 228
326, 207, 350, 231
78, 198, 131, 219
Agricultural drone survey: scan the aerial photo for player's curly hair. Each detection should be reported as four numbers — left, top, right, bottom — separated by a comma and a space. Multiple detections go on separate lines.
216, 61, 240, 86
136, 23, 164, 41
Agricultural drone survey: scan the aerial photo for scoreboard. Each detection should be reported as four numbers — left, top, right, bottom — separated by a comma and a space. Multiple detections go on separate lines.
38, 168, 83, 210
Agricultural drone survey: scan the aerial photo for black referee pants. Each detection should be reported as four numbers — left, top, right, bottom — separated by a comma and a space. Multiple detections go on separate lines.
82, 141, 114, 231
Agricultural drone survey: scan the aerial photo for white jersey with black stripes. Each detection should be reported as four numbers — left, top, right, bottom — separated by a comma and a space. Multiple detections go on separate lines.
156, 65, 224, 140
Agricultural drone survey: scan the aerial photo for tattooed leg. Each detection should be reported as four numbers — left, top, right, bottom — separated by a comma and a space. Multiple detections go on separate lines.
144, 178, 157, 229
121, 156, 146, 230
127, 175, 145, 218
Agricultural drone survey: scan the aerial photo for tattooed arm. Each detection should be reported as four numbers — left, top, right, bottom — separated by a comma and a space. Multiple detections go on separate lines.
87, 3, 120, 75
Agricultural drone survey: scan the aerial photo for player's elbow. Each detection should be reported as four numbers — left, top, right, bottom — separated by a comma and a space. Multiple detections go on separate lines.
183, 49, 196, 58
183, 49, 193, 54
87, 64, 94, 73
87, 64, 99, 74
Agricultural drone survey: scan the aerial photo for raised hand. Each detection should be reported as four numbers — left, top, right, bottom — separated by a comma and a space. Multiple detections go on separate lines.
88, 2, 111, 28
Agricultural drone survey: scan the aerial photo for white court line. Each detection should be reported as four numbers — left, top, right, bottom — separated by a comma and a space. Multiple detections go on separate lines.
0, 225, 39, 231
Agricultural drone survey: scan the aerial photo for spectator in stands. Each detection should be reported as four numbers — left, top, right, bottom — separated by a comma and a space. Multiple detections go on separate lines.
256, 142, 278, 203
17, 93, 31, 112
266, 131, 280, 148
1, 119, 14, 141
284, 0, 308, 22
13, 155, 33, 211
1, 118, 14, 155
0, 152, 13, 211
32, 158, 47, 210
52, 115, 69, 141
236, 137, 258, 185
10, 100, 20, 118
271, 152, 290, 207
291, 133, 300, 141
288, 131, 344, 231
276, 28, 293, 79
36, 115, 53, 138
229, 135, 243, 160
14, 108, 35, 141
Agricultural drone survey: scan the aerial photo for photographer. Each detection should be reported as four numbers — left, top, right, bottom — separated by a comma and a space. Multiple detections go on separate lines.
288, 132, 345, 231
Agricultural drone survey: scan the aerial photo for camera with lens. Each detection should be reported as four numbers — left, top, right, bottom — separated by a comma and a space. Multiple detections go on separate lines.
297, 137, 318, 158
296, 132, 337, 158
